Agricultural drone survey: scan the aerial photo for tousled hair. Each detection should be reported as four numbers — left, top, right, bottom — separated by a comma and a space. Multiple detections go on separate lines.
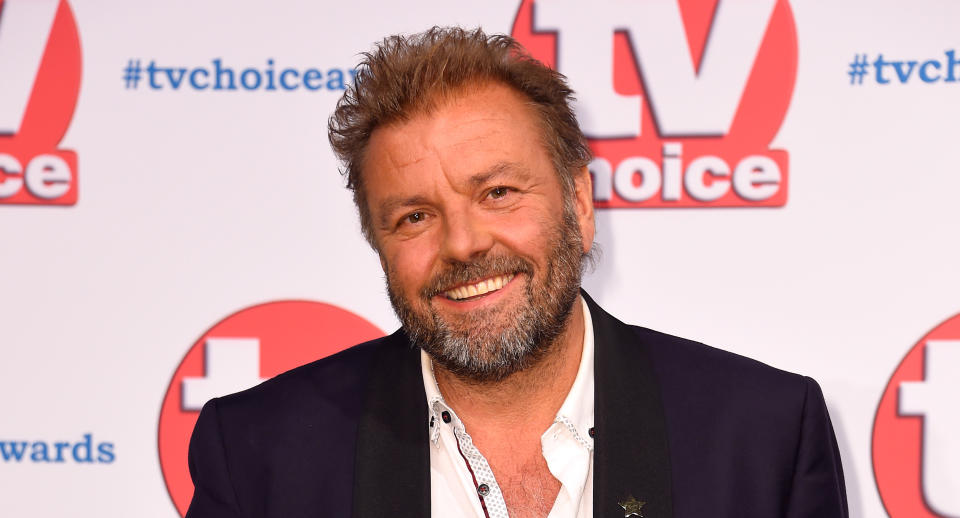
328, 26, 592, 248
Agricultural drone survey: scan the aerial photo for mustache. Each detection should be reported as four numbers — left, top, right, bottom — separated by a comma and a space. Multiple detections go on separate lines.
420, 255, 534, 298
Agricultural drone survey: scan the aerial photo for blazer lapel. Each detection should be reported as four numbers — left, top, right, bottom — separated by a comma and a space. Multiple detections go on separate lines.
352, 331, 430, 518
586, 292, 674, 518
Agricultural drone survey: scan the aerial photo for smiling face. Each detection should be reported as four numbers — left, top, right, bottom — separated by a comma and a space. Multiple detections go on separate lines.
363, 82, 595, 382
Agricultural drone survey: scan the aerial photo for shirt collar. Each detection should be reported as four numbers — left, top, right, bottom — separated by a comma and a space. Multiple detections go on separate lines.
555, 296, 595, 449
420, 296, 595, 448
421, 348, 447, 444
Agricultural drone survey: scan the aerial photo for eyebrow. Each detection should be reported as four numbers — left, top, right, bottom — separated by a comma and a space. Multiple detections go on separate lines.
467, 161, 532, 188
378, 194, 432, 228
376, 161, 533, 228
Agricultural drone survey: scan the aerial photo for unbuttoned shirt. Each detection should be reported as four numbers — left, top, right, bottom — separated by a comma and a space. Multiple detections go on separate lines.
421, 297, 595, 518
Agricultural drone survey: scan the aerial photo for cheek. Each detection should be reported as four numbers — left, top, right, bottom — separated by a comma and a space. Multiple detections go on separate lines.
385, 241, 438, 294
491, 209, 556, 256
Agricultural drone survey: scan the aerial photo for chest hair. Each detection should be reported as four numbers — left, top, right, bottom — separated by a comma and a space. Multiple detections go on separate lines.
490, 452, 561, 518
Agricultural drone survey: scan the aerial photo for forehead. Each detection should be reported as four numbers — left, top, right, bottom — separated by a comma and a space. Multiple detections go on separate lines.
363, 83, 549, 185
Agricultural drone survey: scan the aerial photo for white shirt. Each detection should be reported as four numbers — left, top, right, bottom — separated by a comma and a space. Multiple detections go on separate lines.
421, 297, 595, 518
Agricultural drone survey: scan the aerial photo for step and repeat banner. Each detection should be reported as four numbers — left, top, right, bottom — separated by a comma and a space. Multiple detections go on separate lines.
2, 0, 958, 516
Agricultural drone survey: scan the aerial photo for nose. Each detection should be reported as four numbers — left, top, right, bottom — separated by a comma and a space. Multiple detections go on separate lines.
440, 205, 494, 263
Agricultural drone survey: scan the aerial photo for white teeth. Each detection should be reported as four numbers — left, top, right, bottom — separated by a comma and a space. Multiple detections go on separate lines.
444, 274, 515, 301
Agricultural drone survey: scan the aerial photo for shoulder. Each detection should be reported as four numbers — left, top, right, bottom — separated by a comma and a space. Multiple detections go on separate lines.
622, 327, 844, 515
626, 323, 817, 434
185, 333, 410, 516
584, 290, 814, 424
631, 324, 806, 389
187, 331, 411, 499
210, 331, 406, 432
585, 291, 809, 405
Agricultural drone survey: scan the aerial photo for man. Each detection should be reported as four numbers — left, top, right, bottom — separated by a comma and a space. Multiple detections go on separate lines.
185, 27, 847, 518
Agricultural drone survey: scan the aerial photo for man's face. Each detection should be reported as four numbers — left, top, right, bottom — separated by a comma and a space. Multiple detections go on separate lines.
363, 83, 595, 382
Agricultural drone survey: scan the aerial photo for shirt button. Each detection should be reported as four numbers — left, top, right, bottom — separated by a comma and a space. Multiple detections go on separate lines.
441, 411, 452, 423
589, 427, 595, 438
477, 483, 490, 497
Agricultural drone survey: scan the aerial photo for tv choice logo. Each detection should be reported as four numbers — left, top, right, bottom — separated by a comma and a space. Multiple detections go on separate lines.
511, 0, 797, 208
873, 313, 960, 517
122, 58, 356, 92
0, 433, 114, 464
848, 50, 960, 86
158, 300, 384, 516
0, 0, 81, 206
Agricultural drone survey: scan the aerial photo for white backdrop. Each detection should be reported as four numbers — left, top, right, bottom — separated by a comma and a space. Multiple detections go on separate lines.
2, 0, 959, 516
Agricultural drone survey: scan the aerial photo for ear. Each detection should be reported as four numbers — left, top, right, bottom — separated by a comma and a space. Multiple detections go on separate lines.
572, 166, 595, 253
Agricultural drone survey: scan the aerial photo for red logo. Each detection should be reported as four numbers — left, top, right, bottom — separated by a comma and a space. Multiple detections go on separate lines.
158, 300, 385, 516
511, 0, 797, 207
873, 313, 960, 517
0, 0, 81, 206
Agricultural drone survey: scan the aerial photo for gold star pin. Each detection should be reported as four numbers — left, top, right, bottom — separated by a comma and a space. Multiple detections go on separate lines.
618, 495, 646, 517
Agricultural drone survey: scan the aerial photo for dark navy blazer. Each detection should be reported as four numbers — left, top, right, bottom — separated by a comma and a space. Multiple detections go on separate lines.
185, 292, 848, 518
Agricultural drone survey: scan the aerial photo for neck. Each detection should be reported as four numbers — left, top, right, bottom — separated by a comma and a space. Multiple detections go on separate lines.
432, 296, 586, 435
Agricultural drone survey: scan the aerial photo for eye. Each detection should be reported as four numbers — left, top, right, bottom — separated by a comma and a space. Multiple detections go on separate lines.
488, 186, 511, 200
401, 211, 425, 226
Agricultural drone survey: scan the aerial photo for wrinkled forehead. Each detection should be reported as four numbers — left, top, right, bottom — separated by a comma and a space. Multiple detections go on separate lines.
360, 81, 549, 177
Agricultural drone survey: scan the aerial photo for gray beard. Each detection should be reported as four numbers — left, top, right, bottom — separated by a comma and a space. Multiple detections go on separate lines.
385, 207, 585, 383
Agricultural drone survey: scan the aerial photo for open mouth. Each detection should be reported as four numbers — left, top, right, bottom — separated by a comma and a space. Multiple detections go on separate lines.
442, 274, 515, 301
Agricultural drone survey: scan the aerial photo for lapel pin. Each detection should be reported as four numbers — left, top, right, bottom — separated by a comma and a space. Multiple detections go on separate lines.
618, 495, 646, 517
